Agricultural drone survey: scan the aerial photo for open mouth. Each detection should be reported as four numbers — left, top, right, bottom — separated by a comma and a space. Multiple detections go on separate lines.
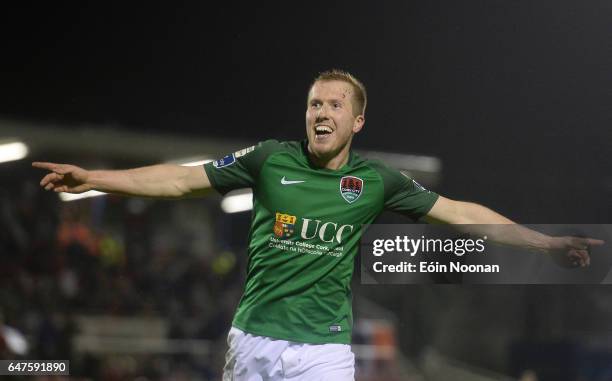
315, 125, 333, 138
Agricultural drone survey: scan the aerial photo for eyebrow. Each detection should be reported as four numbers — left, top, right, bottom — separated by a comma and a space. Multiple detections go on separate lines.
309, 98, 344, 105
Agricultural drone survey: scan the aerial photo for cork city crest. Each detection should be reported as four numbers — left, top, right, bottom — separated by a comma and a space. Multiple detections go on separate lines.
274, 212, 297, 238
339, 176, 363, 204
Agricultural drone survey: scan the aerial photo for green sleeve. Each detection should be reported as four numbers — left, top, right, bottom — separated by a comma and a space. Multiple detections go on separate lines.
204, 139, 283, 195
371, 160, 439, 220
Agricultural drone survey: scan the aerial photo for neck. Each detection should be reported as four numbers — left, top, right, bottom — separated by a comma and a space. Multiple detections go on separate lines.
307, 142, 351, 170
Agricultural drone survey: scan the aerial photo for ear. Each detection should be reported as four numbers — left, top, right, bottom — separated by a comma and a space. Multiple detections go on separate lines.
352, 115, 365, 134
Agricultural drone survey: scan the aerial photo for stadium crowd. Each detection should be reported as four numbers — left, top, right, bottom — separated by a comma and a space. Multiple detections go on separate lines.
1, 177, 239, 380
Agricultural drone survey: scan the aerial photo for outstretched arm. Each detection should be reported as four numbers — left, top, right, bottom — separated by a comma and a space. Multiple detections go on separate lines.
32, 162, 212, 198
424, 196, 604, 266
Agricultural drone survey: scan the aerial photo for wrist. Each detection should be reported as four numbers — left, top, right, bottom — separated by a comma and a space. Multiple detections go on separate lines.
525, 233, 556, 254
84, 170, 101, 191
542, 235, 560, 253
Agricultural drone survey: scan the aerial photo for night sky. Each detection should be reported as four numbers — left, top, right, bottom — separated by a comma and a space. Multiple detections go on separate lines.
2, 1, 611, 222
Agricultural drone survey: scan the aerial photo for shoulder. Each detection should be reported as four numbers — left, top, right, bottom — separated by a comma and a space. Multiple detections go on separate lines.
254, 140, 310, 165
255, 139, 301, 155
229, 140, 305, 171
355, 155, 405, 184
355, 155, 425, 198
235, 139, 287, 164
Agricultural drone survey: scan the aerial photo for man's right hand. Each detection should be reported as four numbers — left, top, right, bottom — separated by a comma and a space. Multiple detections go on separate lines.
32, 162, 92, 194
32, 161, 212, 198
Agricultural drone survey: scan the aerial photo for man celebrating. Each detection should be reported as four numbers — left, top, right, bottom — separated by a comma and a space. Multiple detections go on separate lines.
34, 70, 602, 380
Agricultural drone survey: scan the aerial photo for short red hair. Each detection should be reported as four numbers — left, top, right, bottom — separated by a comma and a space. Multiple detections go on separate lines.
309, 69, 367, 116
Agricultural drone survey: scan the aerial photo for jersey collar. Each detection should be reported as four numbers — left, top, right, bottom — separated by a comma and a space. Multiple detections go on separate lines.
301, 139, 355, 172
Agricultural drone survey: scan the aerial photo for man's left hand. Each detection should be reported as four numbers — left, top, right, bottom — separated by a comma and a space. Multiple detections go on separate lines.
548, 236, 605, 267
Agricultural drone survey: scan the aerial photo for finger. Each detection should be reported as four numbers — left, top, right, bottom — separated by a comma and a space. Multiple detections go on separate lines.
45, 182, 55, 191
577, 250, 590, 267
32, 162, 59, 170
568, 250, 589, 267
585, 238, 605, 246
40, 172, 63, 187
577, 249, 591, 266
40, 173, 53, 187
34, 162, 73, 175
571, 237, 604, 249
587, 252, 591, 266
58, 185, 77, 193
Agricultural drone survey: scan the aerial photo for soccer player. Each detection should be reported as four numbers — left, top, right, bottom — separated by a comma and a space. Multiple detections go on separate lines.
33, 70, 602, 380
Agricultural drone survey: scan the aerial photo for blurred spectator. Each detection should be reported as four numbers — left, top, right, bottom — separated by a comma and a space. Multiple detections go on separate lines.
0, 174, 237, 379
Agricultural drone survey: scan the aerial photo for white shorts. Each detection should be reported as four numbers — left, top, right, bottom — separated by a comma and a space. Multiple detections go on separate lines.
223, 327, 355, 381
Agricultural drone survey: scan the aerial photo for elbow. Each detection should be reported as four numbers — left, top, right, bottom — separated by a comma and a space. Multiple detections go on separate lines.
169, 181, 189, 197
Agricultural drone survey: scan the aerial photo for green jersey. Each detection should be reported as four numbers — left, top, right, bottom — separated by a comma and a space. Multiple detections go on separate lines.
204, 140, 438, 344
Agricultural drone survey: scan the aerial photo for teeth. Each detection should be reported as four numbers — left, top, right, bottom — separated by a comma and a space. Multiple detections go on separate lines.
315, 126, 333, 133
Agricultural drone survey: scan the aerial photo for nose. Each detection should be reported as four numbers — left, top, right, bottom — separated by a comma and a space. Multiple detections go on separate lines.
315, 103, 329, 121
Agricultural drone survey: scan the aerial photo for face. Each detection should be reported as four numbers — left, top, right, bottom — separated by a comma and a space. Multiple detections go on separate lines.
306, 80, 365, 161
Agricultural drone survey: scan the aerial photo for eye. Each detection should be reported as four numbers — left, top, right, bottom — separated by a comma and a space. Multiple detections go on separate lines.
311, 102, 321, 109
333, 102, 342, 109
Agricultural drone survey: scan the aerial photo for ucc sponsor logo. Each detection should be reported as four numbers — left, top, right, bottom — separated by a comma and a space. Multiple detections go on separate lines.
274, 212, 354, 244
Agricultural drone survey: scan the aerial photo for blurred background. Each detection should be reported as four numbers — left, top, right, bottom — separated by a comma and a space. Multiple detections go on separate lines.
1, 1, 611, 380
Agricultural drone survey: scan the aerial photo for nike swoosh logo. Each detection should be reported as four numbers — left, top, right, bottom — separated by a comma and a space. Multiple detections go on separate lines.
281, 176, 305, 185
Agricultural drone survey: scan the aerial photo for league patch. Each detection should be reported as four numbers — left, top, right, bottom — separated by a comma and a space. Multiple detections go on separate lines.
274, 212, 296, 238
213, 153, 236, 168
340, 176, 363, 204
234, 145, 255, 158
